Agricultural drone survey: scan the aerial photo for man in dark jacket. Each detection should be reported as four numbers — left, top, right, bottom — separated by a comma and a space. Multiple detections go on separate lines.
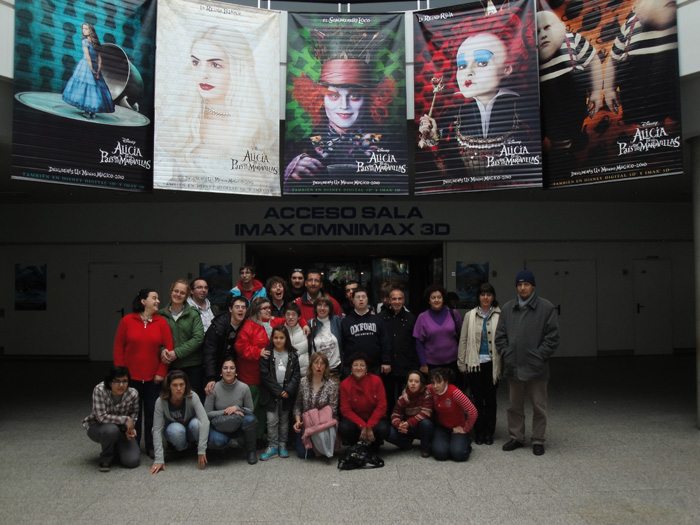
495, 270, 559, 456
380, 288, 418, 409
341, 287, 391, 377
203, 296, 248, 395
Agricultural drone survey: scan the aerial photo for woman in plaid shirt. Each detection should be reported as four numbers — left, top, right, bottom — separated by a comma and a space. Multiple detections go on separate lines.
83, 366, 141, 472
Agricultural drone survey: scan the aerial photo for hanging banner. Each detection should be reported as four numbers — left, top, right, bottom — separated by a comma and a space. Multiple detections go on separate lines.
284, 13, 408, 195
153, 0, 280, 196
539, 0, 682, 187
413, 0, 542, 194
12, 0, 156, 192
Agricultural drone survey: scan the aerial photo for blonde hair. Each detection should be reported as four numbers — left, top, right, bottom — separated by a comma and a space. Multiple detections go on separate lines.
179, 26, 269, 159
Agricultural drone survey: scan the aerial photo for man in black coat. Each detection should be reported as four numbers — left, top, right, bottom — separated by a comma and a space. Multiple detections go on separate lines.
380, 288, 419, 410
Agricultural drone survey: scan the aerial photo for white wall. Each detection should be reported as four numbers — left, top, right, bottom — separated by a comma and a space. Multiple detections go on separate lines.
444, 239, 695, 354
1, 242, 243, 356
0, 199, 694, 357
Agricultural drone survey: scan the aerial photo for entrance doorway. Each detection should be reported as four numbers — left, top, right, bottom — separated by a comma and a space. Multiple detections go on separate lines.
246, 242, 442, 313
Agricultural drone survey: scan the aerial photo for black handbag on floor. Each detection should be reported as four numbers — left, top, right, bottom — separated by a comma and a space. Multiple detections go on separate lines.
337, 440, 384, 470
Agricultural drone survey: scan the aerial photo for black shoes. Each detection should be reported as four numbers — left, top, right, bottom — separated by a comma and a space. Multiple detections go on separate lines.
483, 435, 494, 445
98, 462, 111, 472
502, 439, 524, 451
247, 451, 258, 465
533, 444, 545, 456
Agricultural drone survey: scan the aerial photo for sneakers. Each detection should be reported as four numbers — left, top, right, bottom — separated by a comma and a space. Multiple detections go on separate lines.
502, 439, 525, 452
533, 444, 545, 456
98, 462, 111, 472
278, 444, 289, 458
260, 446, 279, 461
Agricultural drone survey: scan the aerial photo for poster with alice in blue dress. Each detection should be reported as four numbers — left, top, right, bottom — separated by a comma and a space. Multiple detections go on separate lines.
12, 0, 156, 192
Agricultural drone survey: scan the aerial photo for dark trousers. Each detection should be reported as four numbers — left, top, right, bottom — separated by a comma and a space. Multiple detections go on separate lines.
382, 374, 410, 416
465, 361, 498, 438
129, 379, 159, 451
87, 423, 141, 467
387, 418, 434, 453
432, 424, 471, 462
180, 365, 204, 399
338, 418, 390, 449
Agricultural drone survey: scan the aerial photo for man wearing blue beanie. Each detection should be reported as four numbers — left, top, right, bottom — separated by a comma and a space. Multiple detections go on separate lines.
495, 269, 559, 456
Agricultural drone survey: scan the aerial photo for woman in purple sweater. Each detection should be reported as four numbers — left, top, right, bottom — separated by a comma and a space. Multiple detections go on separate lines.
413, 285, 462, 381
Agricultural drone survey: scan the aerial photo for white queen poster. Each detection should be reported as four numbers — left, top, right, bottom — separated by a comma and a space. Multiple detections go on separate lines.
153, 0, 280, 196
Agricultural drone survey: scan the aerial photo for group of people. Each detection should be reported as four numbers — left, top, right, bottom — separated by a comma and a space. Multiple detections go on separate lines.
84, 265, 559, 472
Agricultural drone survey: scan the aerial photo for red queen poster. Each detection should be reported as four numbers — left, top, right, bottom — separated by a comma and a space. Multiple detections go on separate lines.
413, 0, 542, 194
538, 0, 682, 187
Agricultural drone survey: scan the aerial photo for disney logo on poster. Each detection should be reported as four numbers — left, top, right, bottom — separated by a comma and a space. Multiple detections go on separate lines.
617, 122, 680, 156
99, 138, 151, 169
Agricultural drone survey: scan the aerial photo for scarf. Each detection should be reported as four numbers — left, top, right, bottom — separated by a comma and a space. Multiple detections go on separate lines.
464, 307, 501, 384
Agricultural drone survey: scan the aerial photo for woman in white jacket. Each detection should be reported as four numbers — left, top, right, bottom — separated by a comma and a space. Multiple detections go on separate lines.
457, 282, 501, 445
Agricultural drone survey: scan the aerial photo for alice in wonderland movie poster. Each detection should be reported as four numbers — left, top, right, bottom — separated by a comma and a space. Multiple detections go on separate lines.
284, 13, 408, 195
12, 0, 156, 192
413, 0, 543, 194
153, 0, 280, 196
538, 0, 682, 187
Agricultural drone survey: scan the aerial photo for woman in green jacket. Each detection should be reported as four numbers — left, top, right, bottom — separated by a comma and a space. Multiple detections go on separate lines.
159, 280, 204, 395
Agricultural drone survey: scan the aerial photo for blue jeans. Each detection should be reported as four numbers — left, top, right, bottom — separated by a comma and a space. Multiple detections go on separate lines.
165, 419, 200, 451
387, 418, 434, 453
432, 424, 471, 462
208, 414, 257, 451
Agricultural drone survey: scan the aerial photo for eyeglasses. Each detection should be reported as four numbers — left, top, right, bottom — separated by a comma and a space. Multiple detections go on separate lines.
112, 379, 129, 385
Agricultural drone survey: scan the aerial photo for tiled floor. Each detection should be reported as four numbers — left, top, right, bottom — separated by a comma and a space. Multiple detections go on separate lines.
0, 355, 698, 524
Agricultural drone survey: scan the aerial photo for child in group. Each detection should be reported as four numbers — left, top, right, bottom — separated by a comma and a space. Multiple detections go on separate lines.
387, 371, 434, 458
259, 326, 301, 460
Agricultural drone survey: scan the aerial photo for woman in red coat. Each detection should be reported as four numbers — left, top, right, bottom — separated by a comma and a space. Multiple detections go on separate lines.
339, 352, 390, 450
113, 288, 173, 457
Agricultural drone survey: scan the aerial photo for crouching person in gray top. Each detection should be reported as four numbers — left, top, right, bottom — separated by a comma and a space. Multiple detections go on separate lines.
150, 370, 209, 474
495, 270, 559, 456
82, 366, 141, 472
204, 357, 259, 464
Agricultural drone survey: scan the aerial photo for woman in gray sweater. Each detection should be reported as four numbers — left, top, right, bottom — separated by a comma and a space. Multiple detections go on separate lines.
150, 370, 209, 473
204, 357, 259, 465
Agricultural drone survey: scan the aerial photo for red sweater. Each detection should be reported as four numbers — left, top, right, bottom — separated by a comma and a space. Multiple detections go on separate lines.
391, 388, 433, 429
428, 384, 477, 433
113, 313, 172, 381
340, 374, 387, 429
234, 318, 287, 386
